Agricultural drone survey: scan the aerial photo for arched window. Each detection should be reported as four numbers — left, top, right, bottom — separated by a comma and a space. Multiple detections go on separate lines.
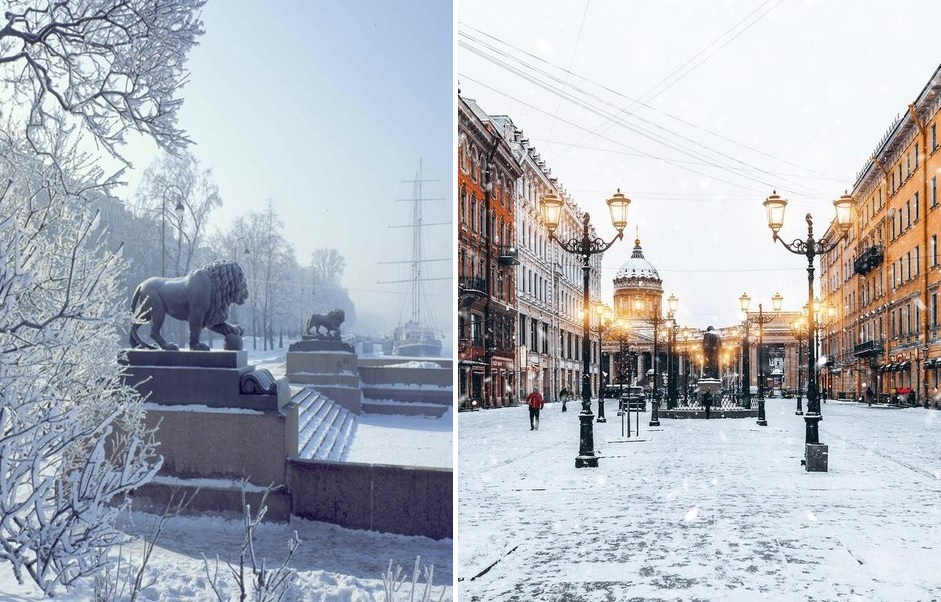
460, 185, 467, 226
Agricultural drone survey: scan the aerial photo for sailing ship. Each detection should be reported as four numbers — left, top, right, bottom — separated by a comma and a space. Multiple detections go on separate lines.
384, 161, 447, 357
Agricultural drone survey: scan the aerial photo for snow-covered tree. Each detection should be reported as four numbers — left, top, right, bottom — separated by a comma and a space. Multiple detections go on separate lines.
134, 151, 223, 278
0, 0, 207, 160
0, 130, 161, 595
310, 248, 356, 329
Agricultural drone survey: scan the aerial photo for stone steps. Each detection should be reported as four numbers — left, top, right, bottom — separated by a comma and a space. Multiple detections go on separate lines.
361, 398, 449, 418
295, 388, 357, 460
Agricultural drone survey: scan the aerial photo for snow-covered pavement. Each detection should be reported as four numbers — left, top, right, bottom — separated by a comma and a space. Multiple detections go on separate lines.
458, 399, 941, 601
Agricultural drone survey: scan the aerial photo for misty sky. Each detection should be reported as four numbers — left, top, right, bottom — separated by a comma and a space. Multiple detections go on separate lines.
459, 0, 941, 331
115, 0, 454, 343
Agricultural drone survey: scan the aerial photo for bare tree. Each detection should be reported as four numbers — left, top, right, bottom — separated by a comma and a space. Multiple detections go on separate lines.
0, 129, 161, 596
311, 248, 346, 288
309, 248, 357, 329
212, 206, 294, 351
134, 150, 223, 277
0, 0, 207, 160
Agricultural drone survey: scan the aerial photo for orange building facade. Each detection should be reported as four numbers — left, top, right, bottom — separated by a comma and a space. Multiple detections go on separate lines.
821, 63, 941, 405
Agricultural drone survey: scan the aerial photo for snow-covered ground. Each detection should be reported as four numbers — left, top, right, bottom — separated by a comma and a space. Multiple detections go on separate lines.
348, 409, 453, 469
0, 345, 454, 600
459, 398, 941, 601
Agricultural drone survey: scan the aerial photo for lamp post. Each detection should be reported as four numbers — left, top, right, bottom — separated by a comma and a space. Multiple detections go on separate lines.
813, 298, 836, 401
665, 318, 679, 409
613, 318, 632, 435
590, 303, 614, 422
635, 293, 677, 426
727, 326, 742, 402
541, 190, 630, 468
680, 327, 691, 405
739, 292, 782, 426
764, 190, 856, 471
161, 185, 185, 279
790, 315, 808, 415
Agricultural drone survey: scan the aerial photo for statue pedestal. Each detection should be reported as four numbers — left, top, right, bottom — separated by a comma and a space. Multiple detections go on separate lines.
120, 350, 297, 520
286, 337, 362, 414
695, 378, 722, 394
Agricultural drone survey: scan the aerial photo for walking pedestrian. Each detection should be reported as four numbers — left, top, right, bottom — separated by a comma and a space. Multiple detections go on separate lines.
559, 387, 570, 412
866, 386, 874, 407
526, 386, 545, 430
703, 391, 712, 420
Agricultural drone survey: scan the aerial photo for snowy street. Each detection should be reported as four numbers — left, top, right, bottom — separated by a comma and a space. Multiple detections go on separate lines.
458, 399, 941, 601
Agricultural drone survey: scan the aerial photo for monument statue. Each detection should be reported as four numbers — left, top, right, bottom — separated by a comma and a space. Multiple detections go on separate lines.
305, 309, 345, 339
702, 325, 722, 380
129, 260, 249, 351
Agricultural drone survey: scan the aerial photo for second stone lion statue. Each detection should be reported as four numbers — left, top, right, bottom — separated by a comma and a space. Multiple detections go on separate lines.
306, 309, 345, 338
129, 260, 249, 351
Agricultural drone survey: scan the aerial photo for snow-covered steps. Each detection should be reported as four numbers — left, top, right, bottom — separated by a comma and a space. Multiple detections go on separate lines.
361, 397, 449, 418
294, 388, 358, 461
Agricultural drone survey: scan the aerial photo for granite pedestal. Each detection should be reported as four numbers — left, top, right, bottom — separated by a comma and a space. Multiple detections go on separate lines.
121, 350, 297, 520
286, 337, 363, 414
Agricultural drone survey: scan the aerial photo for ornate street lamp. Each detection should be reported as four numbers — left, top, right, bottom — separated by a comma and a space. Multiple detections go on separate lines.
635, 293, 676, 425
162, 185, 185, 278
680, 327, 691, 405
541, 190, 630, 468
764, 190, 856, 471
790, 315, 808, 415
813, 298, 836, 401
740, 292, 782, 426
613, 318, 635, 436
590, 303, 614, 422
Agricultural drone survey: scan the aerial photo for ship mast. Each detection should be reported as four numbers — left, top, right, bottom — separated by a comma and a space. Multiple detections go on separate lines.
409, 162, 424, 326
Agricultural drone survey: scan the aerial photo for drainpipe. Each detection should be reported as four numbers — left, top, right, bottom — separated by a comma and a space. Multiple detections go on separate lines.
907, 103, 931, 406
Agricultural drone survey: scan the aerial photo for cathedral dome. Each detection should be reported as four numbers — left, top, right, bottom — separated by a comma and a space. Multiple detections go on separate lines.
614, 239, 659, 281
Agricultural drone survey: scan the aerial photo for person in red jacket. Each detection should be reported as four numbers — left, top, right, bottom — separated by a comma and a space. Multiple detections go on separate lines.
526, 387, 545, 430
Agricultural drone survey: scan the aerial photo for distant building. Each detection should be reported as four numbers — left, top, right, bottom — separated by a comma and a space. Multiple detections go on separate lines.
457, 96, 521, 408
457, 95, 605, 408
821, 61, 941, 404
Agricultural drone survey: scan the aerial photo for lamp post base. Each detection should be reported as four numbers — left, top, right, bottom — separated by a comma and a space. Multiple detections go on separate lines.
575, 454, 600, 468
649, 399, 661, 427
757, 398, 767, 426
577, 410, 598, 468
596, 399, 606, 423
803, 442, 828, 472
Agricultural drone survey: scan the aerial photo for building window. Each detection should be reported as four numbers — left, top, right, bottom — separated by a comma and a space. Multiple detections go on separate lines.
915, 192, 920, 221
932, 176, 938, 208
915, 246, 920, 277
932, 293, 939, 328
933, 123, 938, 152
932, 234, 938, 267
471, 313, 483, 346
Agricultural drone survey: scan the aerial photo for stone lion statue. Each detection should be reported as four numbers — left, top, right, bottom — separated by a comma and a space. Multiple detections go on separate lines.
129, 260, 249, 351
306, 309, 345, 338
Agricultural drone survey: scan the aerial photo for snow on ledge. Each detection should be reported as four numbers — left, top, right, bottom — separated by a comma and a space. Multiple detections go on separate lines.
149, 475, 271, 493
383, 361, 446, 369
142, 402, 264, 415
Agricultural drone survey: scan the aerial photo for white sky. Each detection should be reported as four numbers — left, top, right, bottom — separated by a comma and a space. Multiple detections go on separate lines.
458, 0, 941, 330
110, 0, 454, 341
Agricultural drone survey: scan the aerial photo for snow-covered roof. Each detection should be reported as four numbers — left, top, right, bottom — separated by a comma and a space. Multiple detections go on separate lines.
614, 239, 660, 282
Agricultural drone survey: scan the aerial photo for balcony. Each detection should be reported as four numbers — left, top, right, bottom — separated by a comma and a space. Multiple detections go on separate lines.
498, 245, 520, 266
853, 246, 884, 276
459, 277, 487, 306
853, 339, 884, 357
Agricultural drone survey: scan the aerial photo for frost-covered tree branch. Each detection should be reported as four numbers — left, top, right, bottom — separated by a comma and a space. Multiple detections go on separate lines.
0, 0, 207, 160
0, 129, 161, 596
